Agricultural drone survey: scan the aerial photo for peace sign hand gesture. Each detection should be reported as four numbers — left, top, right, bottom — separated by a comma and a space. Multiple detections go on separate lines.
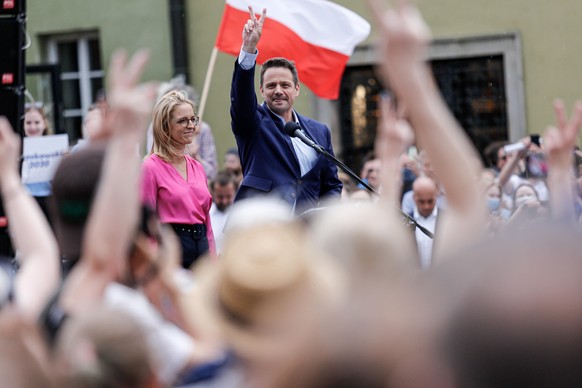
543, 99, 582, 168
242, 6, 267, 54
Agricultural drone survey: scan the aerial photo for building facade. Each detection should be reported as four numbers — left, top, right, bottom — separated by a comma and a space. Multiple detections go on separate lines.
25, 0, 582, 169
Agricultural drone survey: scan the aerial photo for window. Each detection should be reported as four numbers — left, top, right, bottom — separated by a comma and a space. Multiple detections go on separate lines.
431, 55, 508, 158
314, 33, 525, 170
45, 33, 104, 141
428, 33, 526, 145
337, 66, 383, 171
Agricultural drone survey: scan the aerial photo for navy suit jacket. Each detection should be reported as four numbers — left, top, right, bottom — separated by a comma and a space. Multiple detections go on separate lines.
230, 61, 342, 212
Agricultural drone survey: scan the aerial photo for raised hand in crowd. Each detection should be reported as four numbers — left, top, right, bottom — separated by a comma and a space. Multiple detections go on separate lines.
0, 118, 60, 320
543, 99, 582, 221
374, 96, 413, 207
367, 0, 485, 262
60, 49, 156, 313
496, 136, 531, 191
242, 6, 267, 54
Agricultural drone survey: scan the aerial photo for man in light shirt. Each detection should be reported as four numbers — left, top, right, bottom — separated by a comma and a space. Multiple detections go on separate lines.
411, 176, 440, 269
209, 171, 238, 254
229, 7, 342, 213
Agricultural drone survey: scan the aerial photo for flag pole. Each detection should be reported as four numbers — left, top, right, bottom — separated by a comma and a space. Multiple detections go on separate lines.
198, 47, 219, 123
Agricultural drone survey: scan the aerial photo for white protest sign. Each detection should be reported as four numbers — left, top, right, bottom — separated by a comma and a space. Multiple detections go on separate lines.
21, 134, 69, 184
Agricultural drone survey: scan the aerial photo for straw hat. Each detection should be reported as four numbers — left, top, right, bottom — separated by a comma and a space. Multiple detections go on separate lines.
189, 222, 344, 361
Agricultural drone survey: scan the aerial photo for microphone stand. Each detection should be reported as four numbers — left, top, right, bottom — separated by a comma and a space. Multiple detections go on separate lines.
312, 145, 434, 239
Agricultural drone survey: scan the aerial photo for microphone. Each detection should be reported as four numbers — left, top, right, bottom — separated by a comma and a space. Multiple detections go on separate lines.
284, 123, 433, 239
284, 122, 322, 152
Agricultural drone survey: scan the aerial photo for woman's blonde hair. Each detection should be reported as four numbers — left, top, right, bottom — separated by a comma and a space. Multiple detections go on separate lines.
150, 90, 196, 162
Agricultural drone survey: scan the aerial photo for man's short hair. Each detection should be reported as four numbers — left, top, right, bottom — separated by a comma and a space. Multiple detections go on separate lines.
260, 57, 299, 86
443, 225, 582, 387
210, 170, 238, 192
225, 147, 239, 157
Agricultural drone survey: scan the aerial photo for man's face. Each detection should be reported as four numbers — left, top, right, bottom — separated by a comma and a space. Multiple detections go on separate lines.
260, 67, 300, 117
213, 183, 236, 212
414, 187, 437, 218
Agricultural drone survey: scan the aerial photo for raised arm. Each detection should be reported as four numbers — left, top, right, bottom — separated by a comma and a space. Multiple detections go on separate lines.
543, 99, 582, 222
375, 97, 414, 207
231, 7, 267, 136
497, 138, 530, 194
367, 0, 486, 260
61, 49, 156, 312
242, 6, 267, 54
0, 118, 60, 320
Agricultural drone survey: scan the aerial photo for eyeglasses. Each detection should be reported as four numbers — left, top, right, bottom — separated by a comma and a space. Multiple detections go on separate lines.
175, 116, 200, 127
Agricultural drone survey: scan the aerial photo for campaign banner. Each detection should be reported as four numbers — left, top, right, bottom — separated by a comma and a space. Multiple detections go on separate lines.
21, 134, 69, 184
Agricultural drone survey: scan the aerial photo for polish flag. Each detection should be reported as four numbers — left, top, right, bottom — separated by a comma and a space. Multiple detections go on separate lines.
215, 0, 370, 99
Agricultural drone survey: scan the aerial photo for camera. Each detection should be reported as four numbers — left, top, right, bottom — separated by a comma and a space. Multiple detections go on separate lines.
525, 152, 548, 179
503, 142, 526, 154
503, 135, 542, 155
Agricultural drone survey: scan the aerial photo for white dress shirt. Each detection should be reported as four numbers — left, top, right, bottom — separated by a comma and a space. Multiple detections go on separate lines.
209, 203, 231, 255
414, 206, 438, 270
238, 47, 318, 213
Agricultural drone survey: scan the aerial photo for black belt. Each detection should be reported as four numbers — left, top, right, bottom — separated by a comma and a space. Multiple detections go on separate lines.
170, 223, 206, 239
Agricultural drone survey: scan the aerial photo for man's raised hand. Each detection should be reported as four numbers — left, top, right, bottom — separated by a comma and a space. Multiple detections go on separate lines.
242, 6, 267, 54
102, 49, 157, 141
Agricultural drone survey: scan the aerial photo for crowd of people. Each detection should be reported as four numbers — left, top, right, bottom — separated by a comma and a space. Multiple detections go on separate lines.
0, 0, 581, 387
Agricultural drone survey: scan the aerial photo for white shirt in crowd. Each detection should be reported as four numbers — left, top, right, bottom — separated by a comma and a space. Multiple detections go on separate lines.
414, 206, 438, 270
209, 203, 231, 254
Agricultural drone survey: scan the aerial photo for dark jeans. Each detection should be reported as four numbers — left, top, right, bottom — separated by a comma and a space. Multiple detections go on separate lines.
171, 223, 209, 269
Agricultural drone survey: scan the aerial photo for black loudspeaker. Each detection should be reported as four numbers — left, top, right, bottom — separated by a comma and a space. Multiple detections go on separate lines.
0, 0, 25, 16
0, 18, 24, 87
0, 86, 24, 134
0, 199, 14, 258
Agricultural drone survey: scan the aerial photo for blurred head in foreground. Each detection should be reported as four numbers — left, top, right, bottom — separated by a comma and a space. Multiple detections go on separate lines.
54, 306, 157, 388
253, 204, 452, 388
443, 224, 582, 388
190, 220, 344, 366
0, 308, 56, 387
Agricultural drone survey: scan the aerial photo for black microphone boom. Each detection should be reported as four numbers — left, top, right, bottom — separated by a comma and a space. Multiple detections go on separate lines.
284, 121, 434, 239
284, 122, 322, 151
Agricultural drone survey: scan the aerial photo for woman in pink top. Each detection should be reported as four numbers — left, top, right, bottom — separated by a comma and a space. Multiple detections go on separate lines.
141, 90, 215, 268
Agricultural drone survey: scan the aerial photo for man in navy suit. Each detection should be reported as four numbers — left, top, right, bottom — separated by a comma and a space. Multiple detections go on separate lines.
230, 7, 342, 213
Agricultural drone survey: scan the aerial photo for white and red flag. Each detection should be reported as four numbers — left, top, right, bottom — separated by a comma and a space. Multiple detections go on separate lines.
215, 0, 370, 99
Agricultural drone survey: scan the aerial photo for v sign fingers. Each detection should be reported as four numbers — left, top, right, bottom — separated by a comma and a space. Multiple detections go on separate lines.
544, 100, 582, 168
554, 99, 568, 130
256, 7, 267, 28
242, 6, 267, 53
